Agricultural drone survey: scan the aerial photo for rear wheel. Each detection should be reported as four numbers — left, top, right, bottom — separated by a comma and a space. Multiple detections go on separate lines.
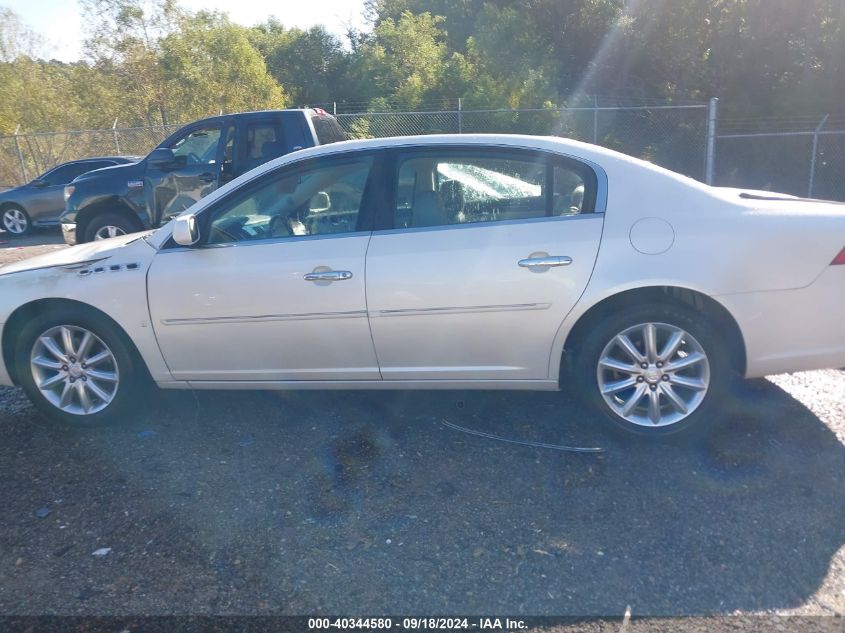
572, 303, 732, 437
83, 212, 139, 242
2, 205, 31, 236
14, 307, 148, 425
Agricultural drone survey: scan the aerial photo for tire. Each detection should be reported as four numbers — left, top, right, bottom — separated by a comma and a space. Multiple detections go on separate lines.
14, 306, 149, 426
571, 302, 733, 437
1, 204, 31, 236
83, 212, 140, 243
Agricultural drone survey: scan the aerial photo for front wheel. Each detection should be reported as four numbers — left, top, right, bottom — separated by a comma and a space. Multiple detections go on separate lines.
2, 205, 31, 236
14, 308, 148, 425
572, 304, 733, 437
83, 212, 140, 243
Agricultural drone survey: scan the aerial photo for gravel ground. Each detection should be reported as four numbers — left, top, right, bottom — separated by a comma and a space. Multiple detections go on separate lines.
0, 230, 843, 622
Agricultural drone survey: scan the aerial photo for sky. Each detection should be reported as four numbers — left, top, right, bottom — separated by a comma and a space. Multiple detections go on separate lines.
2, 0, 369, 62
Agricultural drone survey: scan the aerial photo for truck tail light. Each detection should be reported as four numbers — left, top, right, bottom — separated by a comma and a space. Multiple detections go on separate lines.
832, 247, 845, 265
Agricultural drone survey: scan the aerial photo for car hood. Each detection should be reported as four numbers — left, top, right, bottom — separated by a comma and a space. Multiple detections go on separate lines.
0, 183, 28, 199
71, 160, 143, 184
0, 231, 155, 277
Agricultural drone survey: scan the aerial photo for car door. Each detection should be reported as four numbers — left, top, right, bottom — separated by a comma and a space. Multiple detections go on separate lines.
145, 122, 232, 223
365, 147, 605, 381
147, 153, 381, 382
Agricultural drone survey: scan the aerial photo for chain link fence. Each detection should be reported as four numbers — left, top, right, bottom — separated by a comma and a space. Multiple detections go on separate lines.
715, 115, 845, 200
0, 98, 712, 190
335, 103, 711, 180
0, 124, 181, 188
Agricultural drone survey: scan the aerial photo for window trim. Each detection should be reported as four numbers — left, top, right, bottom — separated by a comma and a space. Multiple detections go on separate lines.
376, 145, 606, 232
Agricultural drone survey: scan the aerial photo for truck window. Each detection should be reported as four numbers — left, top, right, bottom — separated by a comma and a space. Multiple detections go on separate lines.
309, 113, 348, 145
170, 126, 222, 165
243, 122, 287, 173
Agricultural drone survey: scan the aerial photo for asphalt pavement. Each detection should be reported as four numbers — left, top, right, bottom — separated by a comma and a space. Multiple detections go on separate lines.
0, 229, 843, 622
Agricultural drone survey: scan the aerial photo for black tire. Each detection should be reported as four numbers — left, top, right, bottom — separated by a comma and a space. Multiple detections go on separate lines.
571, 302, 734, 438
14, 306, 150, 426
82, 212, 140, 243
1, 204, 31, 236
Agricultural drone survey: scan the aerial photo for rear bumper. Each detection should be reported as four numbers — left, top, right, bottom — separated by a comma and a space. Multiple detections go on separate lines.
61, 222, 77, 245
719, 266, 845, 378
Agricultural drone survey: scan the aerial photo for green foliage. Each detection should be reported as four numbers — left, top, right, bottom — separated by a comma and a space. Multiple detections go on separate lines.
0, 0, 844, 135
159, 12, 286, 119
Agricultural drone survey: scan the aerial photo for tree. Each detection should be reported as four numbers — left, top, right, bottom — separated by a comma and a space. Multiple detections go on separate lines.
159, 11, 286, 119
81, 0, 182, 125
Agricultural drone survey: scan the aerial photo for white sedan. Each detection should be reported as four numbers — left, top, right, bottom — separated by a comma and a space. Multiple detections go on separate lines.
1, 134, 843, 436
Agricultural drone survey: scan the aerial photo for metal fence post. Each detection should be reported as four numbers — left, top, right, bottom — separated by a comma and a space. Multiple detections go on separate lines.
593, 95, 599, 144
705, 97, 719, 185
808, 114, 829, 198
457, 98, 462, 134
112, 118, 121, 154
13, 125, 27, 184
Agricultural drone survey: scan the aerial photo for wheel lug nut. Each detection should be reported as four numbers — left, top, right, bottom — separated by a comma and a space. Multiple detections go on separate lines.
61, 365, 68, 371
656, 362, 663, 368
649, 384, 657, 390
81, 364, 87, 369
637, 376, 644, 383
81, 376, 87, 382
662, 375, 670, 381
69, 377, 75, 383
641, 363, 648, 369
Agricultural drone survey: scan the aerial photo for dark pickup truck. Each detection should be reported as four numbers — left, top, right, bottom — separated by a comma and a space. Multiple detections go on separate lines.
60, 108, 347, 244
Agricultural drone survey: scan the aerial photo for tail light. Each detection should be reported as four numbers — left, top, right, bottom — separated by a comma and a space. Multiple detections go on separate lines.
832, 247, 845, 265
63, 185, 75, 202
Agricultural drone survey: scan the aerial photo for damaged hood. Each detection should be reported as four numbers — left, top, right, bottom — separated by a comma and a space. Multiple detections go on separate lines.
0, 232, 155, 277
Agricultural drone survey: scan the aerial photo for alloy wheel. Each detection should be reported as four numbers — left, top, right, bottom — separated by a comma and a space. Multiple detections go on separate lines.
2, 208, 28, 234
596, 322, 710, 428
30, 325, 120, 415
94, 225, 126, 240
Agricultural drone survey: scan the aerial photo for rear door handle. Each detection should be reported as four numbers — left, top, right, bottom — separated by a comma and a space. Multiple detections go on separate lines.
518, 256, 573, 268
198, 173, 216, 183
304, 270, 353, 282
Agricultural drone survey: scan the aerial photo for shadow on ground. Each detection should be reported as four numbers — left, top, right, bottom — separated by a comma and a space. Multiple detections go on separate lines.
0, 378, 843, 615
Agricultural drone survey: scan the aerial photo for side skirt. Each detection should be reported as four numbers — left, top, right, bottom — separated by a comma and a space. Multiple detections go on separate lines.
156, 379, 561, 392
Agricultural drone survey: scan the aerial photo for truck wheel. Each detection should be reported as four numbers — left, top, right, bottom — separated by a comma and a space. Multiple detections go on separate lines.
84, 213, 140, 242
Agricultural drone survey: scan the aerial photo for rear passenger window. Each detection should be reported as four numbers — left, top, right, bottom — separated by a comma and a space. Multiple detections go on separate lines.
394, 151, 595, 229
396, 155, 546, 228
244, 123, 287, 172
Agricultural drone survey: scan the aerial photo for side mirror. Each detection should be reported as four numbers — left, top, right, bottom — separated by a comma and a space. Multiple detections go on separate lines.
172, 213, 200, 246
148, 147, 176, 169
31, 178, 47, 188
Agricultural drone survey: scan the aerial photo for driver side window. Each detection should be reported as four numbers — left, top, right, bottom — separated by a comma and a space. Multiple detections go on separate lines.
170, 126, 222, 166
206, 157, 373, 245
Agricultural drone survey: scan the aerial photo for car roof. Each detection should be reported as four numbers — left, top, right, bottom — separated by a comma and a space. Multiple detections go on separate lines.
252, 133, 635, 176
53, 156, 139, 167
186, 108, 323, 127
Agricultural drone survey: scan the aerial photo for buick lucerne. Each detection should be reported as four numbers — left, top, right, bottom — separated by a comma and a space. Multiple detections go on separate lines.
1, 135, 843, 436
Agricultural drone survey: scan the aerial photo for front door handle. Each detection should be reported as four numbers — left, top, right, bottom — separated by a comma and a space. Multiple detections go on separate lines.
198, 173, 216, 183
518, 256, 573, 268
304, 270, 353, 282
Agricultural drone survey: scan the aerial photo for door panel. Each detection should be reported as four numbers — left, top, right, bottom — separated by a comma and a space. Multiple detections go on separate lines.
366, 216, 603, 380
145, 124, 227, 223
147, 235, 378, 381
